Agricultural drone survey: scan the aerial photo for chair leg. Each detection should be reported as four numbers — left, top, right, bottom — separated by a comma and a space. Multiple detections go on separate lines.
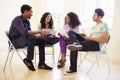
57, 53, 61, 65
78, 52, 88, 68
9, 52, 14, 65
87, 59, 97, 74
87, 53, 100, 74
3, 50, 11, 71
106, 53, 111, 73
34, 47, 37, 64
79, 52, 82, 64
16, 51, 23, 61
23, 51, 27, 56
52, 46, 55, 64
96, 54, 99, 68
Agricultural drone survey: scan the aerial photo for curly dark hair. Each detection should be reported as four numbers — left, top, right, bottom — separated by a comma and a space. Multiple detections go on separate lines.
67, 12, 81, 29
40, 12, 53, 29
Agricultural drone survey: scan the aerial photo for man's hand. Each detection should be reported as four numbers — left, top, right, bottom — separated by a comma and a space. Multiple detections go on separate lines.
28, 30, 42, 35
83, 36, 92, 40
36, 33, 47, 39
35, 33, 41, 38
41, 33, 47, 39
80, 33, 86, 37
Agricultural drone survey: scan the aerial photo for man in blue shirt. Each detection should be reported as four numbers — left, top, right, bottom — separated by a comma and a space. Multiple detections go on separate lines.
9, 4, 52, 71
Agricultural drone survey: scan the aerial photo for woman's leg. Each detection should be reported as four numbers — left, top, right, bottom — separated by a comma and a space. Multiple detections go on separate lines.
58, 37, 70, 68
45, 37, 59, 45
59, 36, 68, 61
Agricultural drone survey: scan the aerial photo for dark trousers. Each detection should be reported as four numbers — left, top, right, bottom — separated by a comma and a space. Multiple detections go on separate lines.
11, 35, 45, 65
68, 31, 100, 71
45, 37, 59, 45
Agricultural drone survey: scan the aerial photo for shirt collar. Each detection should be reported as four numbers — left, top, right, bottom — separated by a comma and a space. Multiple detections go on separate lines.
20, 15, 28, 24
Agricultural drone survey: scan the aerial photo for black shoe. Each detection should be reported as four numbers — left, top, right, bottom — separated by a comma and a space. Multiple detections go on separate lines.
23, 58, 35, 71
38, 63, 52, 70
66, 69, 77, 73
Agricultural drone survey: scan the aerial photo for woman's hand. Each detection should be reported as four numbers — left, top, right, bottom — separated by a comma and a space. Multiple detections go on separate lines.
48, 35, 56, 38
40, 33, 47, 39
58, 33, 69, 40
58, 33, 62, 36
63, 36, 69, 40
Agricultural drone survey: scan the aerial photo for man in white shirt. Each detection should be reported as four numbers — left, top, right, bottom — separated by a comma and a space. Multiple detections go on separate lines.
66, 8, 109, 73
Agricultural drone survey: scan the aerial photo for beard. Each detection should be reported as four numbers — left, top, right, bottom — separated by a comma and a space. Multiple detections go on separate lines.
28, 15, 32, 19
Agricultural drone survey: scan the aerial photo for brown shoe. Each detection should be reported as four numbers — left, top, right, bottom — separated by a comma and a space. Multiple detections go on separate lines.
68, 44, 83, 51
57, 62, 65, 68
58, 59, 66, 63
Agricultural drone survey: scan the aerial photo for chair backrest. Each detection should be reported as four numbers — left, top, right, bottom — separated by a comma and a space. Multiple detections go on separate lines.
5, 31, 16, 49
104, 34, 110, 45
100, 34, 110, 51
106, 35, 110, 44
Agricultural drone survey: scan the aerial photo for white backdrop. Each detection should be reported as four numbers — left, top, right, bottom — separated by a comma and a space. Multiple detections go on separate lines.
0, 0, 32, 47
0, 0, 119, 61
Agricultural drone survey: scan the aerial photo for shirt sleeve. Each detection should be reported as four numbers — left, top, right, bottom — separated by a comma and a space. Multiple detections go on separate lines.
72, 26, 80, 34
12, 17, 30, 38
101, 23, 108, 32
38, 23, 42, 30
52, 25, 55, 31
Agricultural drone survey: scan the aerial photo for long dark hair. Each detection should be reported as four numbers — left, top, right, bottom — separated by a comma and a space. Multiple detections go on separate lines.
40, 12, 53, 29
67, 12, 81, 29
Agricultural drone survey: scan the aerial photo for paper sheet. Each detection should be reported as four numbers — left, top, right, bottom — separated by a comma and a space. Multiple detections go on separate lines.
58, 27, 69, 38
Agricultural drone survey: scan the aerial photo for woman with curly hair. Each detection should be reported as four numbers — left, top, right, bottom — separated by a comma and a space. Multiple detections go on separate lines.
57, 12, 81, 68
38, 12, 59, 45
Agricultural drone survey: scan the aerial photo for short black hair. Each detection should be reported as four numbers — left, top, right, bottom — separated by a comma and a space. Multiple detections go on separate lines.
95, 8, 104, 18
67, 12, 81, 29
21, 4, 32, 14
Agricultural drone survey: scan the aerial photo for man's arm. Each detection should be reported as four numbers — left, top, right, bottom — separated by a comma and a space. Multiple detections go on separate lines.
12, 18, 28, 37
28, 30, 41, 35
13, 17, 42, 37
84, 32, 109, 43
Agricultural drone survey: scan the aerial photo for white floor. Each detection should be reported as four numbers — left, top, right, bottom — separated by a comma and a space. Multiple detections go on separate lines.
0, 44, 120, 80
